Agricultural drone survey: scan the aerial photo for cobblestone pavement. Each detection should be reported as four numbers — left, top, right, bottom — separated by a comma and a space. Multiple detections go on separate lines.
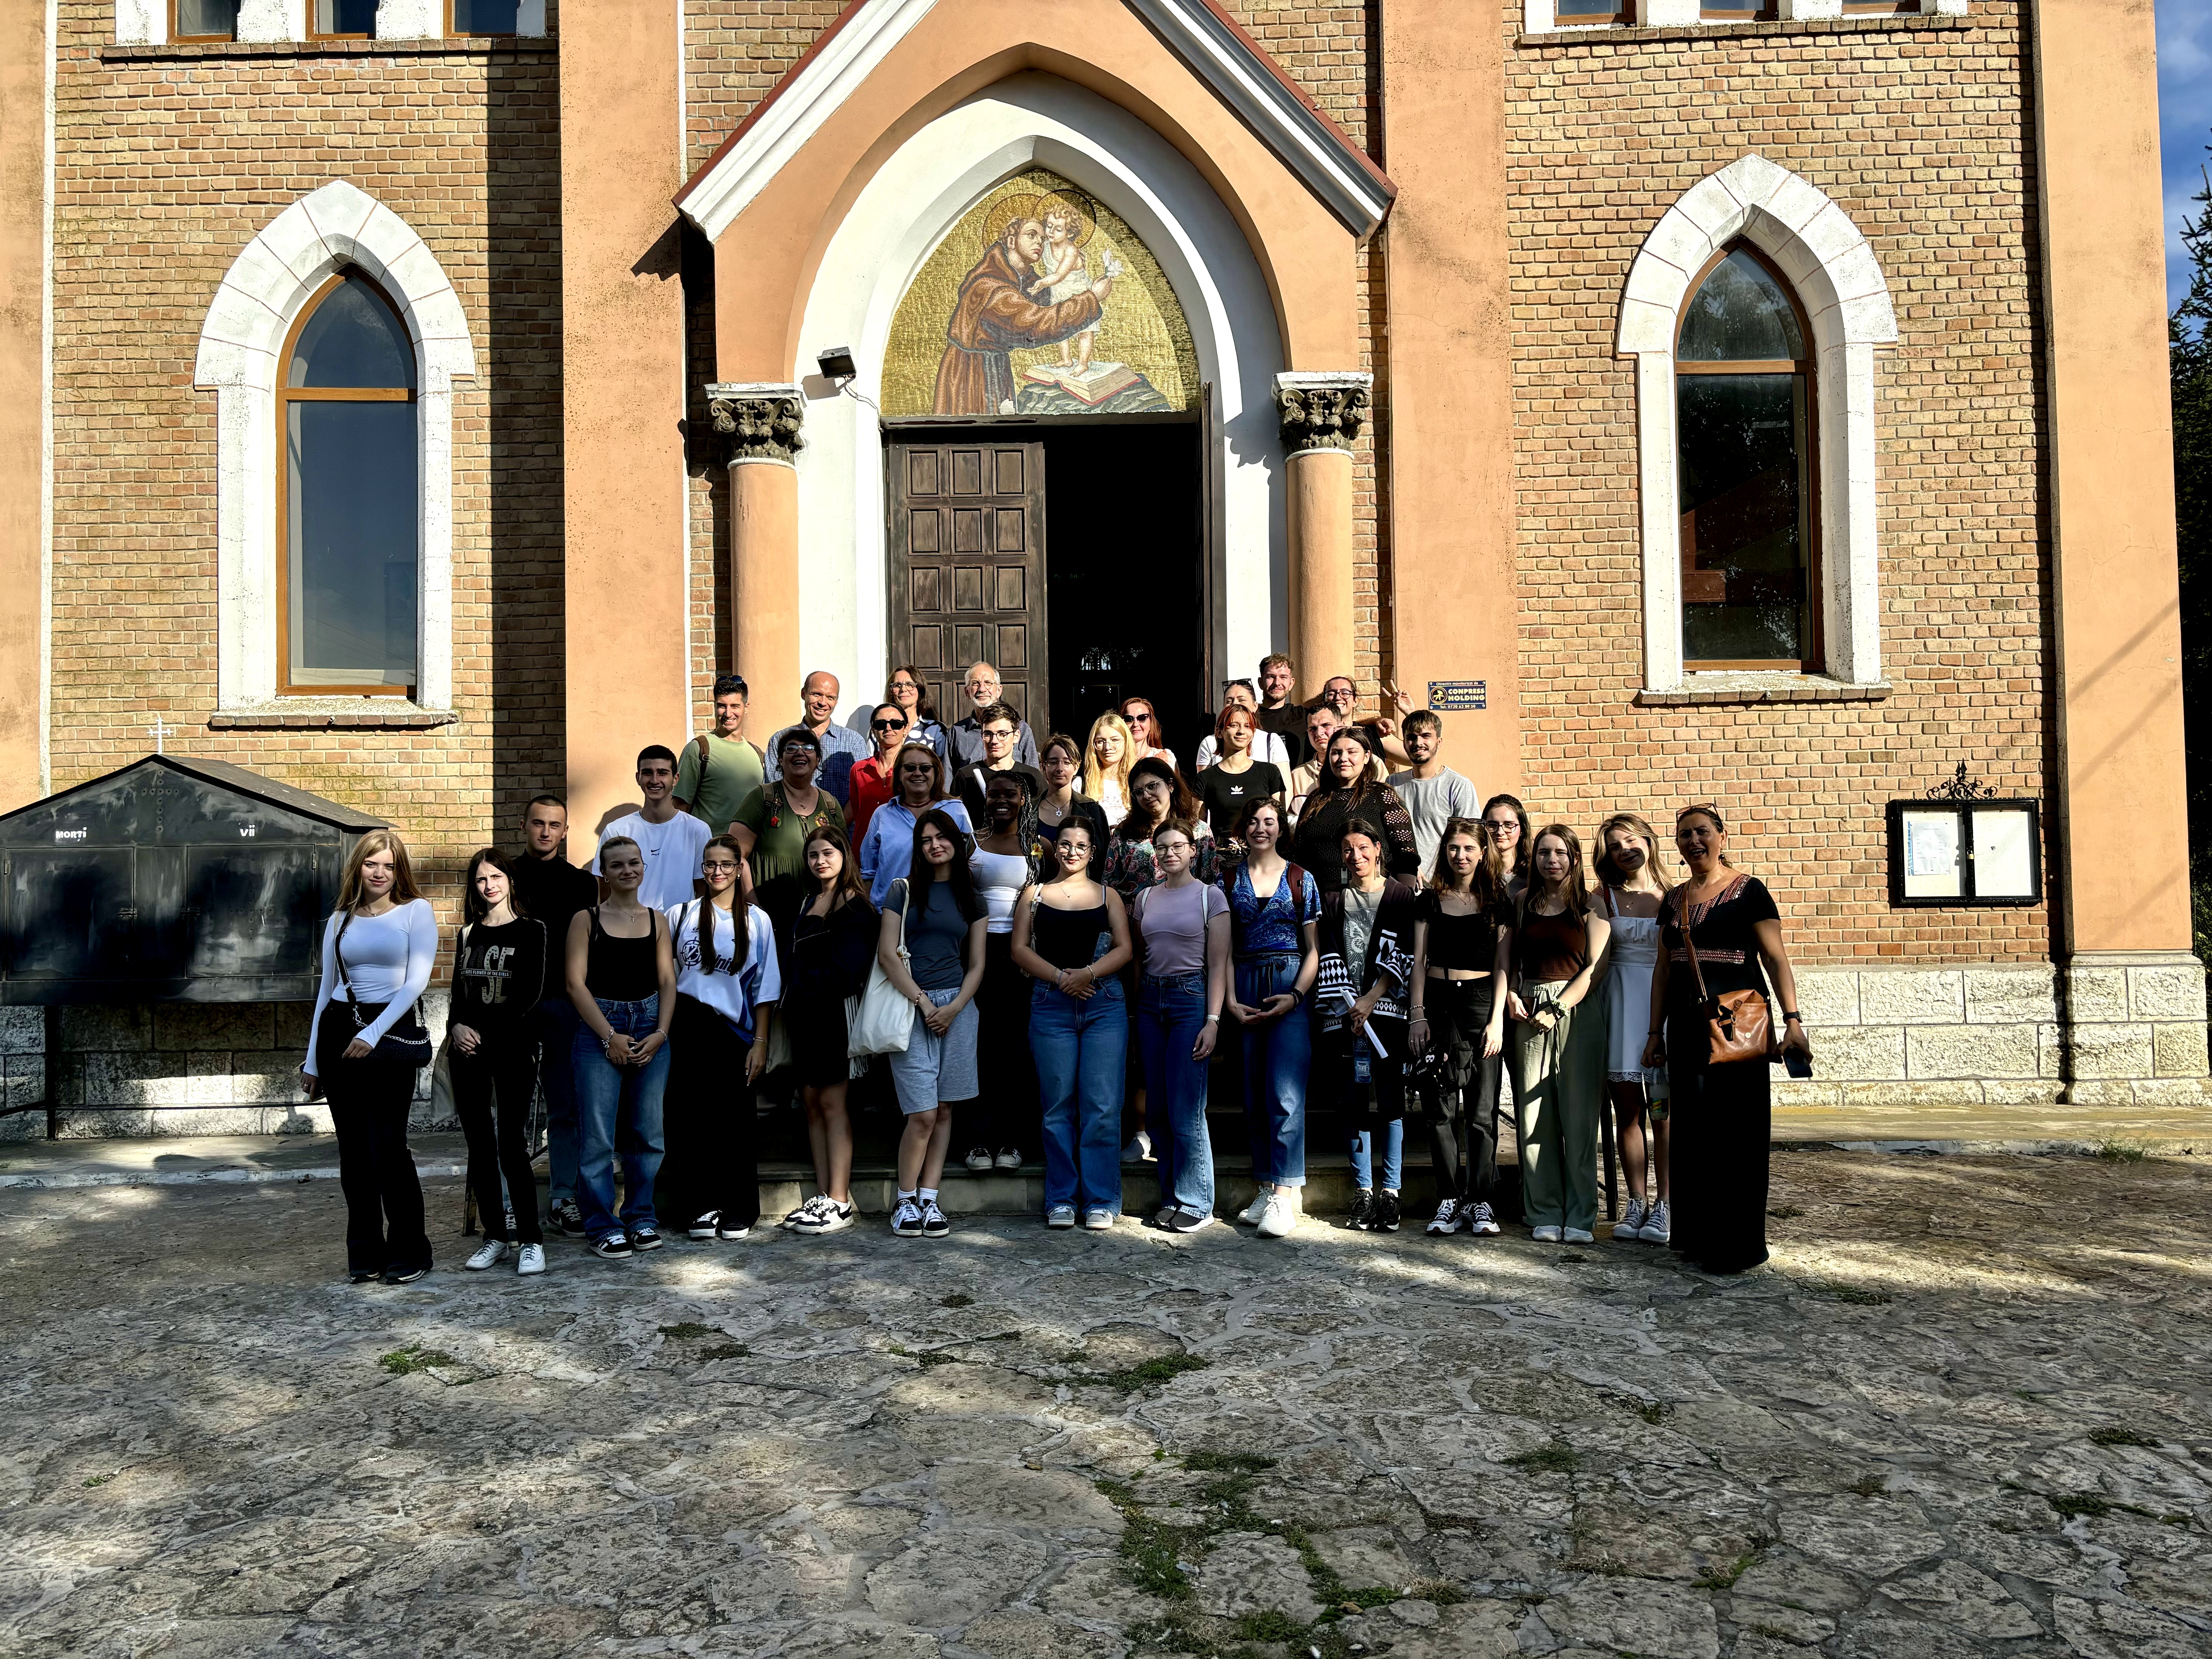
3, 1149, 2209, 1659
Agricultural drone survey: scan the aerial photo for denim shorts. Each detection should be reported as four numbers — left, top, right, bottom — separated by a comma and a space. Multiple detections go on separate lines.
888, 988, 979, 1113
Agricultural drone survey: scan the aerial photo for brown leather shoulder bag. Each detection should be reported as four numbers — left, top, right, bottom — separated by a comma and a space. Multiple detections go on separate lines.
1676, 882, 1774, 1066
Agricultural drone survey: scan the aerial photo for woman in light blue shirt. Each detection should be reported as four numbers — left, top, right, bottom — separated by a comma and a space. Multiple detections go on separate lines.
857, 743, 973, 906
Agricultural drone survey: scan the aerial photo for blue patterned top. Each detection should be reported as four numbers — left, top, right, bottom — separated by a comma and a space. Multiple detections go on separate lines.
1222, 861, 1321, 960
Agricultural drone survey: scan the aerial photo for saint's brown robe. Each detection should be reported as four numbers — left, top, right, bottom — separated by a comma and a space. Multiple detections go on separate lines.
933, 243, 1106, 416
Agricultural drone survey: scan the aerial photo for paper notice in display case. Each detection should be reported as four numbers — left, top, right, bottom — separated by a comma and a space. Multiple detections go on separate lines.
1970, 806, 2036, 900
1901, 810, 1962, 898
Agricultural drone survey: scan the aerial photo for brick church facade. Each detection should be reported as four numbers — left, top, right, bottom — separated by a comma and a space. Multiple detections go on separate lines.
0, 0, 2202, 1128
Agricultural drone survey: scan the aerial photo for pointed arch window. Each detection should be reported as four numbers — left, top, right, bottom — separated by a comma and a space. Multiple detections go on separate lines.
1675, 244, 1817, 669
279, 271, 419, 695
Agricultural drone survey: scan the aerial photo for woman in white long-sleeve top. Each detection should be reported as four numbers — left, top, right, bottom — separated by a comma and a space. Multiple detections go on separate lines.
301, 830, 441, 1284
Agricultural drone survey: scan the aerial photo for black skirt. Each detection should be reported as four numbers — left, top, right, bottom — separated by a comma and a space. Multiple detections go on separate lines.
785, 993, 853, 1089
1664, 1001, 1771, 1273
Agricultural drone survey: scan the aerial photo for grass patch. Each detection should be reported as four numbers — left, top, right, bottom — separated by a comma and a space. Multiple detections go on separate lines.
2089, 1426, 2160, 1448
696, 1343, 749, 1361
888, 1343, 954, 1369
1767, 1205, 1804, 1220
1827, 1284, 1893, 1306
939, 1293, 973, 1308
1409, 1578, 1466, 1605
1237, 1609, 1307, 1641
1506, 1441, 1580, 1477
1185, 1450, 1278, 1474
658, 1322, 719, 1340
2093, 1139, 2150, 1163
1693, 1549, 1762, 1590
379, 1344, 455, 1376
81, 1474, 112, 1489
1099, 1352, 1210, 1391
2049, 1492, 2115, 1520
1847, 1474, 1886, 1497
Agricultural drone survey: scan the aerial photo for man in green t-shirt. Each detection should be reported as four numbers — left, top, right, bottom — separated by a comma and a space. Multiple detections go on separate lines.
675, 673, 767, 834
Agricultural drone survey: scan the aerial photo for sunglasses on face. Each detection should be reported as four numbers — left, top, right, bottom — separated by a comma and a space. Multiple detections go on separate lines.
872, 719, 907, 732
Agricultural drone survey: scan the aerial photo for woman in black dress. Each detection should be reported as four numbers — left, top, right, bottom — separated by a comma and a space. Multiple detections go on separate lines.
781, 825, 879, 1235
1290, 729, 1418, 895
1642, 805, 1811, 1273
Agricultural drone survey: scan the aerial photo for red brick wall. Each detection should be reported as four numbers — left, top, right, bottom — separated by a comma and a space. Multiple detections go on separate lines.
1503, 4, 2051, 962
48, 5, 565, 912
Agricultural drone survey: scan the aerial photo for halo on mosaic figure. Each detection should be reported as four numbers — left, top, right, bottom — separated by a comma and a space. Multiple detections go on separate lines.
980, 192, 1047, 249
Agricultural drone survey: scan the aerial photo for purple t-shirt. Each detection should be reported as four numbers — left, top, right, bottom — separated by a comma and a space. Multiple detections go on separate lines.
1136, 880, 1228, 979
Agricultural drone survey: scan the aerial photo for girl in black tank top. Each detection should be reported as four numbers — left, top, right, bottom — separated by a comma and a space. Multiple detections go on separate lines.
586, 906, 663, 1000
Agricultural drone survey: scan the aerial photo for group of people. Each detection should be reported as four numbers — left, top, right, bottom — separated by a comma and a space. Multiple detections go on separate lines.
300, 656, 1811, 1286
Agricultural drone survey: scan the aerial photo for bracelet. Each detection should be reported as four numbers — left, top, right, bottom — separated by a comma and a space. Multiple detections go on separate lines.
1783, 1011, 1803, 1023
1205, 1015, 1219, 1024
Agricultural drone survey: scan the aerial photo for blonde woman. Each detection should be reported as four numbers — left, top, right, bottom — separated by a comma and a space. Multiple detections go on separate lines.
1592, 812, 1672, 1245
1084, 711, 1137, 827
301, 829, 440, 1285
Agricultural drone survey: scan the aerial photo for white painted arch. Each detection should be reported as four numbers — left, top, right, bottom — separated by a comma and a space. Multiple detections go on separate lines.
194, 179, 476, 712
786, 71, 1287, 723
1617, 153, 1899, 690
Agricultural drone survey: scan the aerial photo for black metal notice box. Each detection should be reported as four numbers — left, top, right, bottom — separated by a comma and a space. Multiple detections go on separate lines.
0, 755, 388, 1005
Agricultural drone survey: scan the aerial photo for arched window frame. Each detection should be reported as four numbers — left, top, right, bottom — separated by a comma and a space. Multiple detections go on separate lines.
1618, 153, 1898, 692
1673, 240, 1820, 670
194, 180, 476, 713
276, 269, 420, 696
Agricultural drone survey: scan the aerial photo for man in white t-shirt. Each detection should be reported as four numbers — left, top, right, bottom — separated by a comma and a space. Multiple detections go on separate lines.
593, 744, 712, 911
1386, 709, 1482, 873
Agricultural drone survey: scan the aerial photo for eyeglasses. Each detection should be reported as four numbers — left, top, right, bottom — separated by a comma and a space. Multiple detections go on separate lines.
871, 719, 907, 732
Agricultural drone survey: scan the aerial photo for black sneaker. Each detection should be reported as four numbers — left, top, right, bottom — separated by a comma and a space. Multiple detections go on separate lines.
382, 1264, 428, 1285
919, 1199, 950, 1238
1347, 1188, 1376, 1230
548, 1200, 586, 1237
629, 1225, 664, 1252
591, 1233, 634, 1259
686, 1211, 720, 1242
1374, 1192, 1403, 1233
348, 1269, 377, 1285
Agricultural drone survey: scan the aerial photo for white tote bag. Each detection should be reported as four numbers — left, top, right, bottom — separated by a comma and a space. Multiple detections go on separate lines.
847, 878, 915, 1058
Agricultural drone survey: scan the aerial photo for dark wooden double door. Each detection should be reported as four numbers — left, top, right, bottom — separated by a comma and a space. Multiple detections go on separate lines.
888, 441, 1048, 734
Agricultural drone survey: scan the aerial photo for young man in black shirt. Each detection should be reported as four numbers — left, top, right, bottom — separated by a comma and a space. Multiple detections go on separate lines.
510, 795, 600, 1237
953, 702, 1043, 826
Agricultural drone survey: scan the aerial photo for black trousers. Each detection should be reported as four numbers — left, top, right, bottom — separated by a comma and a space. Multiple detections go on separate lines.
657, 994, 759, 1233
317, 1017, 430, 1275
974, 932, 1039, 1154
1418, 978, 1503, 1205
452, 1030, 543, 1245
1665, 1003, 1771, 1273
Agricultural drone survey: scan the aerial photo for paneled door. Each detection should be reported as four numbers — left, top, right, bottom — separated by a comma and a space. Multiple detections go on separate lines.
888, 440, 1049, 736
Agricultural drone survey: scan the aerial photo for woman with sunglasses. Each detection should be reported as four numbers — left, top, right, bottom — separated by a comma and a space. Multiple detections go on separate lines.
846, 702, 912, 848
1118, 695, 1179, 774
857, 743, 974, 907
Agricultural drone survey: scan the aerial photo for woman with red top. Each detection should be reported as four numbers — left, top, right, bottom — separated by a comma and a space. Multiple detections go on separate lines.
846, 702, 910, 848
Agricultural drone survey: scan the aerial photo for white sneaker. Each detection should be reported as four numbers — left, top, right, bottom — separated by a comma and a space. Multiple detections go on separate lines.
1047, 1204, 1077, 1228
1238, 1185, 1273, 1226
995, 1149, 1022, 1170
1617, 1197, 1647, 1240
1464, 1202, 1501, 1237
963, 1147, 994, 1172
1083, 1208, 1115, 1230
516, 1244, 546, 1276
791, 1197, 854, 1236
1564, 1226, 1595, 1244
1425, 1199, 1462, 1236
1532, 1225, 1562, 1243
465, 1240, 507, 1271
1638, 1199, 1671, 1244
1256, 1189, 1297, 1238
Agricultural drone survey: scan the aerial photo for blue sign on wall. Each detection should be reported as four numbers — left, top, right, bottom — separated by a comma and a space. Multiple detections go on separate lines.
1428, 680, 1487, 712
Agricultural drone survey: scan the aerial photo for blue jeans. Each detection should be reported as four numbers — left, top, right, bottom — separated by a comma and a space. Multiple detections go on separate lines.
1349, 1118, 1404, 1192
1032, 978, 1128, 1214
572, 996, 671, 1242
1235, 954, 1309, 1188
534, 996, 582, 1205
1137, 973, 1214, 1215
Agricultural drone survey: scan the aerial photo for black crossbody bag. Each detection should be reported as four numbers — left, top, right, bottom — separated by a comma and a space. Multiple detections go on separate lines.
332, 908, 434, 1067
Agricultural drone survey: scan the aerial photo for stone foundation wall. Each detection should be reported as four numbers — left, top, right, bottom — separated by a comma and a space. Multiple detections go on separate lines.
0, 994, 455, 1142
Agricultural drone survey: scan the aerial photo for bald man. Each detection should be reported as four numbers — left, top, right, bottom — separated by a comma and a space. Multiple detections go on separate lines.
768, 669, 871, 806
948, 661, 1038, 769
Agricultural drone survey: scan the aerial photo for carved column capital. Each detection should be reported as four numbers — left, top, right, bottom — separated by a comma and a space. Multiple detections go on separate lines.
706, 382, 805, 464
1275, 371, 1373, 455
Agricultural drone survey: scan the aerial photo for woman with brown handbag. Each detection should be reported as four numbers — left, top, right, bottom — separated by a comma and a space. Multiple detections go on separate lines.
1641, 805, 1812, 1273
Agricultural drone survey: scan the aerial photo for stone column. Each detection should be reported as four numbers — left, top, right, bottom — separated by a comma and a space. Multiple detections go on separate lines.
1277, 373, 1368, 695
709, 385, 805, 738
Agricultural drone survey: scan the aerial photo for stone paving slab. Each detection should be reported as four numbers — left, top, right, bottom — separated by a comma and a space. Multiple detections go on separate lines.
2, 1150, 2209, 1657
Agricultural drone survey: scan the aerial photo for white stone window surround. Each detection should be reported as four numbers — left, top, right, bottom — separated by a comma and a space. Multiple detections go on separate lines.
117, 0, 546, 45
1616, 152, 1898, 694
193, 179, 476, 714
1522, 0, 1964, 33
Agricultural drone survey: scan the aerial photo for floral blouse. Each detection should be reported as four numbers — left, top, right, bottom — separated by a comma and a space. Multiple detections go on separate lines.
1104, 821, 1218, 905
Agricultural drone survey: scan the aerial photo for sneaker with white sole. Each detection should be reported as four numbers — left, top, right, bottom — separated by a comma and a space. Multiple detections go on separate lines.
890, 1199, 925, 1237
1425, 1199, 1462, 1236
1046, 1204, 1077, 1229
919, 1199, 950, 1238
1083, 1208, 1114, 1230
516, 1243, 546, 1276
547, 1199, 586, 1237
1531, 1224, 1562, 1243
716, 1218, 752, 1240
1637, 1199, 1671, 1244
687, 1210, 721, 1242
1563, 1226, 1595, 1244
629, 1225, 664, 1252
995, 1148, 1022, 1170
963, 1147, 994, 1171
1238, 1186, 1273, 1226
792, 1198, 854, 1236
1347, 1189, 1377, 1231
1464, 1202, 1502, 1237
1163, 1207, 1216, 1234
465, 1240, 508, 1271
1256, 1189, 1297, 1238
1616, 1197, 1647, 1241
592, 1233, 634, 1259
